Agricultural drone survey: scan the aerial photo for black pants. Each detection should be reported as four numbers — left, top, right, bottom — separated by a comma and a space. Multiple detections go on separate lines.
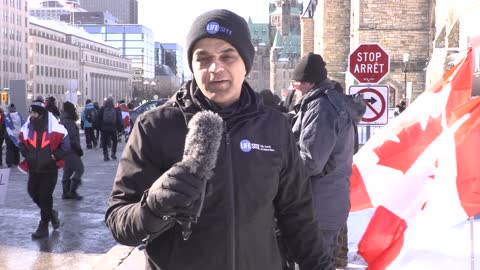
63, 154, 84, 182
27, 171, 58, 222
0, 136, 4, 164
335, 223, 349, 268
84, 127, 97, 148
5, 137, 20, 166
101, 130, 117, 155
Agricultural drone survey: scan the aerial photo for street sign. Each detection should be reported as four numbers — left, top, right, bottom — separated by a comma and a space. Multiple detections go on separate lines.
349, 85, 390, 125
349, 43, 390, 84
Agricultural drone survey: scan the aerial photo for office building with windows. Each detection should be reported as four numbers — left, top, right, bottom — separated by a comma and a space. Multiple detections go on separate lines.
29, 17, 132, 106
79, 0, 138, 24
79, 24, 154, 85
29, 0, 85, 21
0, 0, 29, 98
160, 43, 184, 85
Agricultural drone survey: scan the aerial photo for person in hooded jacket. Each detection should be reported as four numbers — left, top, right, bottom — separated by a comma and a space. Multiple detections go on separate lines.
331, 80, 366, 269
105, 9, 333, 270
4, 104, 24, 168
289, 53, 367, 265
18, 97, 70, 239
81, 99, 98, 149
60, 101, 84, 200
97, 97, 122, 161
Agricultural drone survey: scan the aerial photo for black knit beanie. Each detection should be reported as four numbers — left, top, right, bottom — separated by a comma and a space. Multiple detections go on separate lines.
292, 52, 328, 83
29, 98, 47, 114
63, 101, 76, 115
186, 9, 255, 75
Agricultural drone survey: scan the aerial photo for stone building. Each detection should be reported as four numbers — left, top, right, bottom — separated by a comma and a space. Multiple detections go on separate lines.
29, 17, 132, 106
301, 0, 480, 107
302, 0, 433, 107
247, 0, 302, 97
0, 0, 29, 104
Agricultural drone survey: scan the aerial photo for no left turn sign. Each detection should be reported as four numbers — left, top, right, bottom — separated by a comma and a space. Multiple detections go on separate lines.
349, 85, 390, 125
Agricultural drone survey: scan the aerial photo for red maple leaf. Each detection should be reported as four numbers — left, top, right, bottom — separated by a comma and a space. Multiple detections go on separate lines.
373, 115, 443, 174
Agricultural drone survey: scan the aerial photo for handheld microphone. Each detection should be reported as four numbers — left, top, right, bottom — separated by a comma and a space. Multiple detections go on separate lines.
174, 111, 223, 240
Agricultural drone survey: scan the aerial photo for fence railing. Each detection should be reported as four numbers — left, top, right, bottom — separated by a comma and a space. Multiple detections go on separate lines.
358, 125, 385, 145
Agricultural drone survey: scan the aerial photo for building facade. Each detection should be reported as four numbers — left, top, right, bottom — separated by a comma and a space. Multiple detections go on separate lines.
160, 43, 184, 86
79, 24, 154, 84
29, 17, 132, 106
302, 0, 434, 107
0, 0, 29, 105
79, 0, 138, 24
29, 0, 85, 21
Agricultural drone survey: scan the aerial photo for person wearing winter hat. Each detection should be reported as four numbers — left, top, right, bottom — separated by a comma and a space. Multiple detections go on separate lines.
45, 96, 61, 118
17, 97, 70, 238
105, 9, 334, 270
60, 101, 84, 200
290, 53, 363, 265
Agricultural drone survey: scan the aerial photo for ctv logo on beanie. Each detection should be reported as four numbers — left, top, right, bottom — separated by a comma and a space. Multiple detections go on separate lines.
206, 21, 232, 36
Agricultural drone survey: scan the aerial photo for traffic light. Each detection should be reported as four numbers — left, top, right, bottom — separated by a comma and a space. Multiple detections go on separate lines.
1, 92, 7, 103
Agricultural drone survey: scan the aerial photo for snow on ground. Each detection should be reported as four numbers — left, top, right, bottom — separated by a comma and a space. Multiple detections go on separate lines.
347, 209, 480, 269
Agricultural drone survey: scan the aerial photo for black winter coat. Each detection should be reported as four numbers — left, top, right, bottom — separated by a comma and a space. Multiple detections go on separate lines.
105, 81, 333, 270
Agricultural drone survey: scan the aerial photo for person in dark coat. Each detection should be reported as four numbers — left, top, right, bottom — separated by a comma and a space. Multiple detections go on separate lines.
97, 97, 122, 161
0, 108, 5, 166
105, 9, 333, 270
93, 101, 101, 142
18, 98, 70, 239
331, 80, 366, 269
290, 53, 366, 265
45, 96, 61, 118
60, 101, 84, 200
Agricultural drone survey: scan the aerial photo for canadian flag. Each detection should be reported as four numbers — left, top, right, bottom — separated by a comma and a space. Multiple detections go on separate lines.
118, 103, 131, 133
350, 48, 480, 269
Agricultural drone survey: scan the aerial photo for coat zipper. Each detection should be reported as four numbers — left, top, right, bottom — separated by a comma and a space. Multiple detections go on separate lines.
224, 122, 236, 270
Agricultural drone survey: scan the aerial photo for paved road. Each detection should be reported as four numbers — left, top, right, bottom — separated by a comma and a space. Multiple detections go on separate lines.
0, 136, 125, 270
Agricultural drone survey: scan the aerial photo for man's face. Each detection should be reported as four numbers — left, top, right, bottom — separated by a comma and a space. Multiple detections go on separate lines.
291, 80, 315, 96
29, 111, 40, 119
191, 38, 246, 108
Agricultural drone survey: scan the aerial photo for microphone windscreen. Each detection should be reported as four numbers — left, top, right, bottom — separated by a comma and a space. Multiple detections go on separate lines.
179, 111, 224, 181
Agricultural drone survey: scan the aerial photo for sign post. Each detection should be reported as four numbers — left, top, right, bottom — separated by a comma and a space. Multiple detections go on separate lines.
349, 43, 390, 84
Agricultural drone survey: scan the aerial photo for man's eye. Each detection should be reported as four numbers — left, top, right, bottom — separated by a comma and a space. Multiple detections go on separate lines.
221, 54, 237, 61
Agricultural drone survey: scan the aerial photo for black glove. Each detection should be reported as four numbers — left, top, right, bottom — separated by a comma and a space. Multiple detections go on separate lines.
76, 148, 84, 157
146, 165, 204, 217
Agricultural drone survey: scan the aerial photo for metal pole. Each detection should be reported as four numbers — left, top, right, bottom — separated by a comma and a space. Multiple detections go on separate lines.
471, 216, 475, 270
404, 68, 407, 101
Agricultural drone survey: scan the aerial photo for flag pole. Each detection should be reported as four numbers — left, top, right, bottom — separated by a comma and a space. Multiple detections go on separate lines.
471, 216, 475, 270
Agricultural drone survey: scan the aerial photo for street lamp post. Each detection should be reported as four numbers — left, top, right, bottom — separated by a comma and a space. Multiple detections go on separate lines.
402, 53, 409, 102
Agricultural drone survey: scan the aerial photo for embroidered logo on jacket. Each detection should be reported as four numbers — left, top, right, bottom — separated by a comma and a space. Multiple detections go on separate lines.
240, 139, 275, 153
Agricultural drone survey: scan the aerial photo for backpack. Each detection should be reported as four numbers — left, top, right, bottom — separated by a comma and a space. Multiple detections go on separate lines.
85, 108, 97, 123
102, 107, 117, 126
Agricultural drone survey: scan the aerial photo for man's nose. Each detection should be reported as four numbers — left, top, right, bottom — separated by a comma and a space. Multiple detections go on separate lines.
208, 58, 224, 73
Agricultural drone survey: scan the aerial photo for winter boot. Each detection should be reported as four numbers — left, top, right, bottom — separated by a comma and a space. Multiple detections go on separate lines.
62, 181, 74, 199
70, 179, 83, 200
51, 209, 61, 229
31, 220, 49, 239
111, 153, 117, 160
104, 153, 110, 161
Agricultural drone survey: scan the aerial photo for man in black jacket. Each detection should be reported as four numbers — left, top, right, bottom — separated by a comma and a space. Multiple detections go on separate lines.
18, 98, 70, 238
105, 9, 333, 270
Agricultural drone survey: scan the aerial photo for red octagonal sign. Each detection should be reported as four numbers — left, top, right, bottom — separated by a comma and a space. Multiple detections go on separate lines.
349, 43, 390, 84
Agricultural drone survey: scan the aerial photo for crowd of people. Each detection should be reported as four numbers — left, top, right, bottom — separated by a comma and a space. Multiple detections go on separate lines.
0, 95, 132, 239
7, 8, 383, 269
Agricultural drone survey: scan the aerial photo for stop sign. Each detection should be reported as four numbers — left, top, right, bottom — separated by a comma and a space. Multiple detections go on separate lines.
349, 43, 390, 83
